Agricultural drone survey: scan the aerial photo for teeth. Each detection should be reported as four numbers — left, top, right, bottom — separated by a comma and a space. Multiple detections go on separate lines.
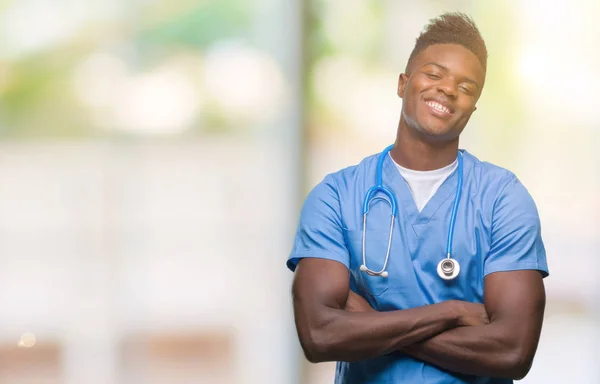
426, 101, 450, 113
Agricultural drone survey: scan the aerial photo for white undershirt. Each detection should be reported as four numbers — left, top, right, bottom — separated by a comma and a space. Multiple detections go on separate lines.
390, 153, 458, 212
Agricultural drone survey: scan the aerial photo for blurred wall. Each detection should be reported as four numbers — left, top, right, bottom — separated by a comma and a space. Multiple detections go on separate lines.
0, 0, 303, 383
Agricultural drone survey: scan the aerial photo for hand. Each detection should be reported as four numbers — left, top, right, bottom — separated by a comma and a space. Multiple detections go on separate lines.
345, 290, 376, 313
453, 301, 490, 327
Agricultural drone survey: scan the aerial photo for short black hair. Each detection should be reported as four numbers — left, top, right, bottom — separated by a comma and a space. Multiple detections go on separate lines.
406, 12, 488, 73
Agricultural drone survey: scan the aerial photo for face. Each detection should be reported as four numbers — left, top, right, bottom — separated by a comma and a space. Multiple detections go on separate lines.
398, 44, 485, 142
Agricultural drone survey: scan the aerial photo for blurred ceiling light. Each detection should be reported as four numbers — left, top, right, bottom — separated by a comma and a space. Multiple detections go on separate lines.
73, 53, 202, 135
111, 67, 200, 135
203, 41, 287, 124
18, 332, 36, 348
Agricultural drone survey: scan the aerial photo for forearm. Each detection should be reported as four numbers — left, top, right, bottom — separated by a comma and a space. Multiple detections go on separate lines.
403, 322, 529, 379
300, 301, 459, 363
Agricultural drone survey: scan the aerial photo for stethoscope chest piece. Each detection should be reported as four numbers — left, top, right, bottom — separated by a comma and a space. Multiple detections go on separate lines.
437, 257, 460, 280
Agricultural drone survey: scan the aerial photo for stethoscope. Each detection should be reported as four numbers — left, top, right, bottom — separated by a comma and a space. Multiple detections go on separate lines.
359, 144, 464, 280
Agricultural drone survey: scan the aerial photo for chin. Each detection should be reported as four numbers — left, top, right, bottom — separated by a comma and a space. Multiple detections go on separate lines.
417, 124, 457, 142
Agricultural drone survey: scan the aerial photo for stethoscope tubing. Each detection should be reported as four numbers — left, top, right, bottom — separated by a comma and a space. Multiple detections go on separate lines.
360, 145, 463, 280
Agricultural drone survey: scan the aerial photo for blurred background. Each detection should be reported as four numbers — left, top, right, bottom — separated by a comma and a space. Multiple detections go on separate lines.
0, 0, 598, 383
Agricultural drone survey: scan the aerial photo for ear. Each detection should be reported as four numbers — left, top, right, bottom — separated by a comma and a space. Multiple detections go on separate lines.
397, 73, 409, 98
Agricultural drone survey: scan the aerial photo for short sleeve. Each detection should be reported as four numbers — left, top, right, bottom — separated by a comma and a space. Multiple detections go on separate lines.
484, 176, 549, 278
286, 174, 349, 272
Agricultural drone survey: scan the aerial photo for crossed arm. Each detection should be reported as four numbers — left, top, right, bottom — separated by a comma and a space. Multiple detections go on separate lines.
291, 258, 546, 380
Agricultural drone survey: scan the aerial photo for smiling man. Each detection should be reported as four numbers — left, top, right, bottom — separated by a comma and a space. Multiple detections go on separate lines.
287, 12, 549, 384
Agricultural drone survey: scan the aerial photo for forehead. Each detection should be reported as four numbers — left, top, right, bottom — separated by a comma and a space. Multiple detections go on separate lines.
411, 43, 485, 83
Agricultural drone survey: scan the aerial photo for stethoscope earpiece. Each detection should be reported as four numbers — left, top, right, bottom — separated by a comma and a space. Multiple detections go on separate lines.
360, 264, 389, 278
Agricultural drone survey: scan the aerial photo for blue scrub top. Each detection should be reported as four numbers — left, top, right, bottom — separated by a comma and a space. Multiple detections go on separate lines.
287, 149, 549, 384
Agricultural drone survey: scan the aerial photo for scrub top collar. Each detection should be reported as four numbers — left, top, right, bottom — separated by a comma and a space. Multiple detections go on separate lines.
382, 149, 473, 236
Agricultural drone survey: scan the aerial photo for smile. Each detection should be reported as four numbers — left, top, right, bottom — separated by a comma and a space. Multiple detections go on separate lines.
425, 101, 452, 115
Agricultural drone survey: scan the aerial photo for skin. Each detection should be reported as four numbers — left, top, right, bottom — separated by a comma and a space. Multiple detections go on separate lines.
345, 272, 545, 379
292, 259, 489, 363
291, 43, 546, 379
391, 43, 484, 170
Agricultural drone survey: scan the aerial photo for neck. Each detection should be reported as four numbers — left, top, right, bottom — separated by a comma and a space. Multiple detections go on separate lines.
390, 119, 459, 171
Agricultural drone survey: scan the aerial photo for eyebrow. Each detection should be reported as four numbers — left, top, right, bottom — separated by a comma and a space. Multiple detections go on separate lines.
422, 62, 480, 89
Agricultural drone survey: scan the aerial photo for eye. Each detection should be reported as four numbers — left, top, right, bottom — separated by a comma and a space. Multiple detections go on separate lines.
459, 85, 476, 96
426, 73, 441, 80
459, 86, 472, 94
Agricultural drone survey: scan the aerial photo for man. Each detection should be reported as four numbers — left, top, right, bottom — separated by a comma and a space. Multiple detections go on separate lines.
286, 12, 549, 384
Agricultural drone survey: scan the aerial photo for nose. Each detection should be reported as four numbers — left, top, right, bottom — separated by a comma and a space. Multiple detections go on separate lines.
436, 78, 458, 98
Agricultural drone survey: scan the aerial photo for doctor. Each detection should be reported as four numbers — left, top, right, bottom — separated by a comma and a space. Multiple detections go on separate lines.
287, 12, 549, 384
